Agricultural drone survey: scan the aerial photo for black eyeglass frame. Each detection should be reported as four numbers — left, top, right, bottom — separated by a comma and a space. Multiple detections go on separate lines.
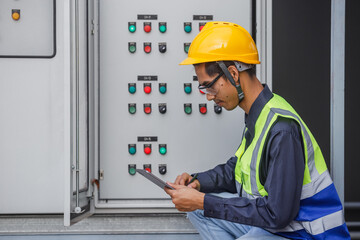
198, 72, 224, 90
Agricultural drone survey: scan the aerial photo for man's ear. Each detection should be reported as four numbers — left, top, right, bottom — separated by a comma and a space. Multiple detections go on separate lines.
228, 65, 240, 85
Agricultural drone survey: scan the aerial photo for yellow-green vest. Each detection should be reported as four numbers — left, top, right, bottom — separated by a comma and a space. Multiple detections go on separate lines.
234, 94, 349, 239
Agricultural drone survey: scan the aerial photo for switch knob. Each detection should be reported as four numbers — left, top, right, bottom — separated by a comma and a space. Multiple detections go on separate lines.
159, 104, 167, 114
214, 105, 222, 114
159, 164, 167, 175
159, 43, 167, 53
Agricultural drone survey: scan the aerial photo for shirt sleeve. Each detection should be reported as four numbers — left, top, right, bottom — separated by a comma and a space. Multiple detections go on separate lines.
196, 156, 238, 194
202, 118, 305, 229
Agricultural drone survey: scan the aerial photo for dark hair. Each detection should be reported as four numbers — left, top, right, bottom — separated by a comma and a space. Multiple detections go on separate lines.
194, 61, 256, 78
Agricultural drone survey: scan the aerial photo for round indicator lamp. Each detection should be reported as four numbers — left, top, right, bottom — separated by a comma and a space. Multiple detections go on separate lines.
144, 25, 151, 33
144, 107, 151, 114
184, 25, 191, 33
184, 86, 192, 94
145, 167, 151, 173
129, 45, 136, 53
185, 106, 192, 114
144, 86, 151, 94
159, 147, 167, 155
128, 106, 136, 114
159, 25, 166, 33
129, 25, 136, 33
199, 25, 205, 31
159, 86, 166, 94
200, 106, 207, 114
129, 85, 136, 94
144, 147, 151, 155
144, 45, 151, 53
184, 45, 190, 53
12, 12, 20, 21
129, 147, 136, 155
129, 168, 136, 175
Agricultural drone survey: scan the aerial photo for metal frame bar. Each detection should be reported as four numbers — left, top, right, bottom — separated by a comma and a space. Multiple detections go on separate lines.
330, 0, 346, 204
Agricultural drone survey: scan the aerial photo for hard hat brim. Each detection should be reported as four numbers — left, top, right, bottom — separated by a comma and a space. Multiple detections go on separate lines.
180, 56, 261, 65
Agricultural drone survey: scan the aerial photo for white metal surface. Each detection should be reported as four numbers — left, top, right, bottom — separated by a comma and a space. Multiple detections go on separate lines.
0, 0, 64, 214
330, 0, 345, 204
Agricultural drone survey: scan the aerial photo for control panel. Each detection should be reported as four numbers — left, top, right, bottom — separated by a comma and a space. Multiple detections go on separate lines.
98, 0, 251, 202
0, 0, 55, 57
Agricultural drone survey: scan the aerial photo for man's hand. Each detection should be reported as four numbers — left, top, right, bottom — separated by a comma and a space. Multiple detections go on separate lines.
174, 172, 200, 190
164, 182, 205, 212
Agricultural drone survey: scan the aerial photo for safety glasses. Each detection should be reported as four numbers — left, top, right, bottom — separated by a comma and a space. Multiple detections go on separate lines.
198, 72, 224, 95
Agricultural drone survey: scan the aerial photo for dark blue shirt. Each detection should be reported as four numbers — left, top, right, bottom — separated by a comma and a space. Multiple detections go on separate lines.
196, 85, 305, 229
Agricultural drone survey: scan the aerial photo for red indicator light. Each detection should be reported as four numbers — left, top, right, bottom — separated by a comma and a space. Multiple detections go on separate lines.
144, 147, 152, 155
144, 25, 151, 33
144, 106, 152, 114
199, 25, 204, 31
145, 167, 151, 173
200, 106, 207, 114
144, 86, 151, 94
199, 89, 205, 94
144, 45, 151, 53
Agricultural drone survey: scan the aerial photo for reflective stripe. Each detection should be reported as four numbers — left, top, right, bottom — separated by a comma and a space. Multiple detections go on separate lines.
301, 170, 332, 200
250, 110, 275, 196
271, 209, 345, 236
271, 108, 320, 180
236, 181, 257, 199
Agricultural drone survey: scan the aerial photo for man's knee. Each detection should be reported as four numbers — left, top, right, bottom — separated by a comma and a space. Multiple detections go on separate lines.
187, 209, 205, 223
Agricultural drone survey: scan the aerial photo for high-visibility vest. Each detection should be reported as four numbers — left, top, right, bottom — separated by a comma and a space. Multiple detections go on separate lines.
234, 94, 350, 239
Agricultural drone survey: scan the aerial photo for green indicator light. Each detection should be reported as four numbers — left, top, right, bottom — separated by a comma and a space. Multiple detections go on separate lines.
184, 45, 190, 53
129, 86, 136, 93
129, 25, 136, 33
185, 106, 192, 114
159, 147, 167, 155
184, 25, 192, 33
159, 86, 167, 94
129, 147, 136, 155
159, 25, 166, 33
184, 86, 192, 94
129, 168, 136, 175
129, 45, 136, 53
129, 106, 136, 114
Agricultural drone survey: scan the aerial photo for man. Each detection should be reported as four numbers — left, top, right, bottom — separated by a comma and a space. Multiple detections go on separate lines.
164, 22, 350, 239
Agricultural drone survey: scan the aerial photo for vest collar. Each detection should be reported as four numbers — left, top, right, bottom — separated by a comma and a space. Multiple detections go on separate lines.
245, 84, 273, 137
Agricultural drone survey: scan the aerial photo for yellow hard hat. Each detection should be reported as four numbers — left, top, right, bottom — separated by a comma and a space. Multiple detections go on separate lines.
180, 21, 260, 65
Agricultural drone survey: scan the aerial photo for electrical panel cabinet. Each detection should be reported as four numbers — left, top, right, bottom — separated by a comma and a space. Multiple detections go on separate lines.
97, 0, 252, 205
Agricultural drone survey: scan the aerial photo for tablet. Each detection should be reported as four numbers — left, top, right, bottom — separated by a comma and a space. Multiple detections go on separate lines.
136, 169, 175, 190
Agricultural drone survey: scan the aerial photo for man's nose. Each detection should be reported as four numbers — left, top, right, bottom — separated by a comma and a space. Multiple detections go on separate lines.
206, 94, 215, 101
